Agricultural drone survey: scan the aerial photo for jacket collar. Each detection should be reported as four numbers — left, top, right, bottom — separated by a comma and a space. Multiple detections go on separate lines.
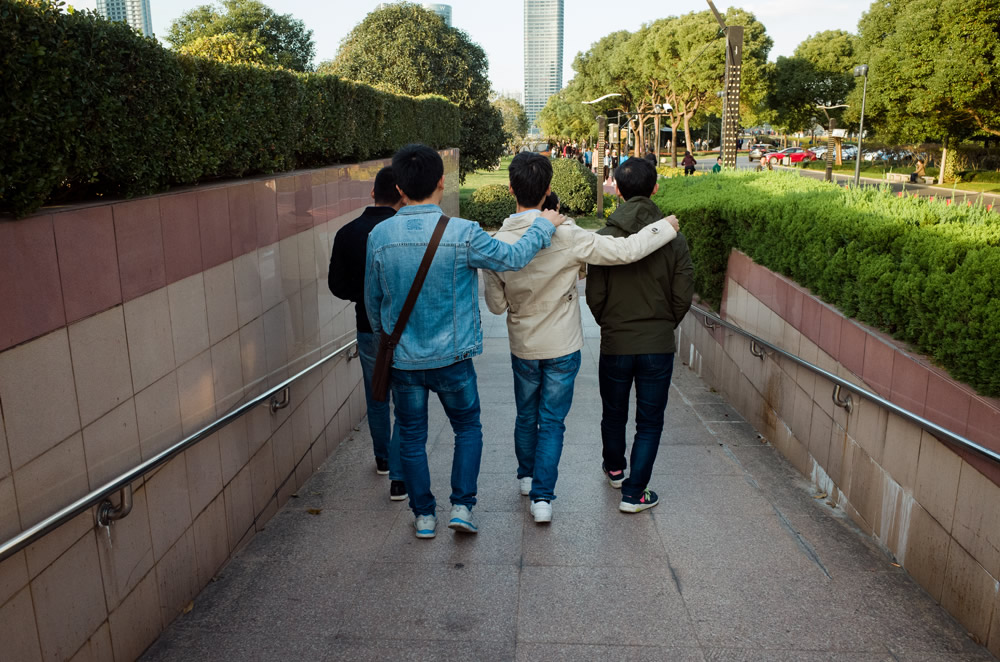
606, 196, 662, 234
397, 203, 443, 216
499, 209, 542, 232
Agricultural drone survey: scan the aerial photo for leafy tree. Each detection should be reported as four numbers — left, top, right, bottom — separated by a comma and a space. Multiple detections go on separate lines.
537, 86, 597, 143
766, 30, 858, 134
329, 2, 505, 178
179, 32, 277, 66
166, 0, 314, 71
851, 0, 1000, 179
493, 96, 529, 152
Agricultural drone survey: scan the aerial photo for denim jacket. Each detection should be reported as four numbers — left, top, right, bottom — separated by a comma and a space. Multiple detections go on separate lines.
365, 204, 556, 370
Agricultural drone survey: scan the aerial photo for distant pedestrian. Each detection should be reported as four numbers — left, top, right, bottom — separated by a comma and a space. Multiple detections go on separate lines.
910, 159, 926, 184
682, 151, 696, 176
712, 157, 722, 173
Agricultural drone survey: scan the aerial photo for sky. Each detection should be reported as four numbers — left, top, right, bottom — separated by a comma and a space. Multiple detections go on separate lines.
70, 0, 874, 94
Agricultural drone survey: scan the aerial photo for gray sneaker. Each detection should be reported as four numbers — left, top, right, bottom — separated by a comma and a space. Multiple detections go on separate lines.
413, 513, 437, 538
447, 505, 478, 534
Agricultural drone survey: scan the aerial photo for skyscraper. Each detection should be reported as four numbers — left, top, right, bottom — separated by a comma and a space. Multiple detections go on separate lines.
96, 0, 153, 37
523, 0, 564, 133
422, 3, 452, 26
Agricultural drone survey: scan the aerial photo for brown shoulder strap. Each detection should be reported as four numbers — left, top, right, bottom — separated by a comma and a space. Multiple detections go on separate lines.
386, 214, 450, 346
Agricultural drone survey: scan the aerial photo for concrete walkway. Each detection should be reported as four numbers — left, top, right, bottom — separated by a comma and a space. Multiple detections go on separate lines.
142, 295, 995, 661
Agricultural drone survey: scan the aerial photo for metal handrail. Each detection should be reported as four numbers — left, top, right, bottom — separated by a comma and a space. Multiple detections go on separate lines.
690, 303, 1000, 465
0, 336, 359, 564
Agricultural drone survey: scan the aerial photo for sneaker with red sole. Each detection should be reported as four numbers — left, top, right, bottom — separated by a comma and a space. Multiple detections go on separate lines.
601, 462, 625, 489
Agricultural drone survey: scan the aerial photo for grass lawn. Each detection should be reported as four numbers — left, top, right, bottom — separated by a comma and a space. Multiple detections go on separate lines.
798, 161, 1000, 193
459, 156, 513, 205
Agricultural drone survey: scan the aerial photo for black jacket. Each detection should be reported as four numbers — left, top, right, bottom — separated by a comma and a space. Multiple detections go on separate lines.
586, 196, 694, 355
328, 206, 397, 334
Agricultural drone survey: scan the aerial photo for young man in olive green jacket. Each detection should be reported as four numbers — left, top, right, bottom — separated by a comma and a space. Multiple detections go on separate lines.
585, 157, 695, 513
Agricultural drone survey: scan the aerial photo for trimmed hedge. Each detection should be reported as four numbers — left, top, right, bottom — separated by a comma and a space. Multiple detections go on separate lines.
462, 184, 515, 228
652, 170, 1000, 396
550, 159, 596, 215
0, 0, 460, 217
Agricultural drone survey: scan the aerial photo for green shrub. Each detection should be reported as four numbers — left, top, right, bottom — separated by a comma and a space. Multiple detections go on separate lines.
0, 0, 460, 217
463, 184, 515, 228
652, 170, 1000, 396
591, 193, 618, 219
550, 158, 596, 215
960, 170, 1000, 183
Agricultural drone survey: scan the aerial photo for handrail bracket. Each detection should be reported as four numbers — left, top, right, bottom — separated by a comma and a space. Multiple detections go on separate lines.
270, 387, 290, 414
750, 340, 766, 360
97, 484, 133, 527
833, 384, 854, 413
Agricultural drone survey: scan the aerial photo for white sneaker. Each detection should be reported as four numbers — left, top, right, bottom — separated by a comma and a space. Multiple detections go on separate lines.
530, 500, 552, 523
519, 477, 532, 496
413, 514, 437, 539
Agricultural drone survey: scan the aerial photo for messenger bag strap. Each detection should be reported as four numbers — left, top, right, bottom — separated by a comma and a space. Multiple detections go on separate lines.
386, 214, 450, 346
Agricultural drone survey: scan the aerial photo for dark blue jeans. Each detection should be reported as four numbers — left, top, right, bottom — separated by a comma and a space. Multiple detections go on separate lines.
391, 359, 483, 516
512, 351, 582, 502
356, 332, 402, 481
598, 353, 674, 499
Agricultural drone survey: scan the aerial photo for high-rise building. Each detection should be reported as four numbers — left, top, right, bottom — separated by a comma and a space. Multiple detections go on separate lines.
96, 0, 153, 37
523, 0, 564, 133
422, 3, 452, 26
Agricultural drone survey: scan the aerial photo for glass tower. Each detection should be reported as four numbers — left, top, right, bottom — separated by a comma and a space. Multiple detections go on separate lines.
96, 0, 153, 37
523, 0, 564, 132
422, 3, 452, 26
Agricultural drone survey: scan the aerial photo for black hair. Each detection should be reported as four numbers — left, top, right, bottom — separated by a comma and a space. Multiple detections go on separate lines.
508, 152, 553, 207
372, 166, 401, 206
391, 144, 444, 201
541, 192, 559, 211
614, 157, 657, 200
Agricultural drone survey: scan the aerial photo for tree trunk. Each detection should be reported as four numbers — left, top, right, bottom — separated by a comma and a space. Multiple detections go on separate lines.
938, 136, 948, 186
670, 121, 679, 167
683, 113, 693, 154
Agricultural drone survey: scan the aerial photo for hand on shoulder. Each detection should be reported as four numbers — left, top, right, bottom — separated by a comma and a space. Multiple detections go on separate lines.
539, 209, 568, 227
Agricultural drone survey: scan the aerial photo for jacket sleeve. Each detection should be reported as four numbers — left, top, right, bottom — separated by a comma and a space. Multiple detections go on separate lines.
363, 243, 383, 335
585, 263, 608, 325
467, 218, 555, 272
482, 270, 509, 315
571, 219, 676, 266
669, 235, 695, 324
328, 227, 359, 302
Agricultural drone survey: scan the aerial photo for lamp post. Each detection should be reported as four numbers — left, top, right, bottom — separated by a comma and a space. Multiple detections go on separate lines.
652, 103, 672, 163
853, 64, 869, 188
582, 94, 623, 219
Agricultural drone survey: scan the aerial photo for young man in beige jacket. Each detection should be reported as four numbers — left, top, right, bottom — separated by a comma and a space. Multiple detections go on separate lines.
483, 152, 679, 523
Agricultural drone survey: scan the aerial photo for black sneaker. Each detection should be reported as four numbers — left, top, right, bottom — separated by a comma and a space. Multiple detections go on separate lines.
375, 458, 389, 475
619, 489, 659, 513
601, 462, 625, 489
390, 480, 407, 501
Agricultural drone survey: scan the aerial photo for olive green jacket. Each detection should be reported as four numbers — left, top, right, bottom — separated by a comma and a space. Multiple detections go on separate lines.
585, 196, 695, 355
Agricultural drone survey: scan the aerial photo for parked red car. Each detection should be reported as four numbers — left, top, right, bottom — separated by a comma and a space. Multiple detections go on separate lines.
762, 148, 817, 165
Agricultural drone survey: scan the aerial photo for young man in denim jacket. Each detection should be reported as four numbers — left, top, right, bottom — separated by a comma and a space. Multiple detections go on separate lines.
483, 153, 679, 523
365, 145, 567, 539
328, 166, 407, 502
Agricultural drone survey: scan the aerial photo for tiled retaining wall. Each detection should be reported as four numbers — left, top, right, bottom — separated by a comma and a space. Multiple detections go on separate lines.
677, 250, 1000, 656
0, 149, 461, 661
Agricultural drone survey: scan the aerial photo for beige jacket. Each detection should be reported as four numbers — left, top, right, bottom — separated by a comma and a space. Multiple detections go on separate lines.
483, 210, 677, 360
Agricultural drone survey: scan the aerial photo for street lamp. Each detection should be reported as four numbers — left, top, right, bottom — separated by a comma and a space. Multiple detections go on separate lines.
652, 103, 672, 163
853, 64, 869, 188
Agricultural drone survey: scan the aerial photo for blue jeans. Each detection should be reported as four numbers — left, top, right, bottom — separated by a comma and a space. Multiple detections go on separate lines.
598, 353, 674, 499
356, 332, 402, 481
391, 359, 483, 516
512, 351, 581, 502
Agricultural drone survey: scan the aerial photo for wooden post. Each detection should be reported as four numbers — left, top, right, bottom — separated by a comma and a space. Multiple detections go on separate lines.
596, 115, 607, 219
720, 26, 744, 169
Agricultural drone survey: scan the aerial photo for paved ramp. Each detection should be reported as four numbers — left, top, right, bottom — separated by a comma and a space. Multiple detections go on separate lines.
142, 297, 995, 661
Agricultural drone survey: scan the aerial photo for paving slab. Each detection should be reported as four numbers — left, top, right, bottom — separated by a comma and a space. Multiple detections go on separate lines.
141, 295, 996, 661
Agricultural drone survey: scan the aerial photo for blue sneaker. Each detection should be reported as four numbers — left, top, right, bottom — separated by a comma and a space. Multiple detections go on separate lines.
447, 505, 478, 534
413, 513, 437, 538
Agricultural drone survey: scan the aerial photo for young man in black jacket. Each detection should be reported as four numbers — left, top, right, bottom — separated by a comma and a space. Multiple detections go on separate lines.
328, 166, 406, 501
586, 158, 694, 513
